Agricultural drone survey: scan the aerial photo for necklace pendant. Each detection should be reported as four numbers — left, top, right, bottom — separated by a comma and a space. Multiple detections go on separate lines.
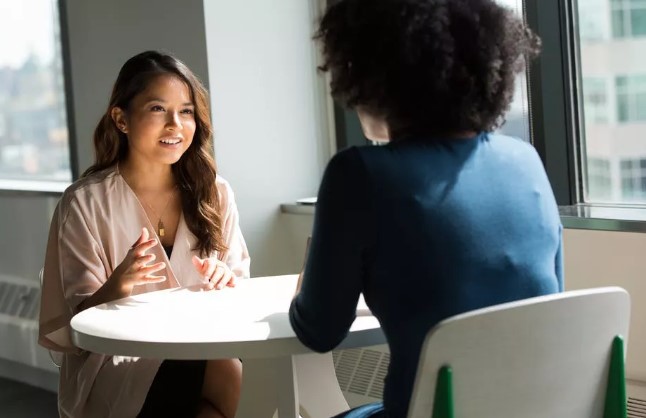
158, 220, 165, 237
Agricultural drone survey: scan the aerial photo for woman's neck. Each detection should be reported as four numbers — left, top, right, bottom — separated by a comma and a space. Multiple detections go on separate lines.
118, 159, 176, 193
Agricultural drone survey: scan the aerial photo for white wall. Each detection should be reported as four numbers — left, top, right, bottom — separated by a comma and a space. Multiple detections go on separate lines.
203, 0, 331, 276
563, 229, 646, 384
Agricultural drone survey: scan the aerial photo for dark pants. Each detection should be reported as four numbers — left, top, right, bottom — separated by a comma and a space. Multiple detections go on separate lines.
331, 402, 386, 418
137, 360, 207, 418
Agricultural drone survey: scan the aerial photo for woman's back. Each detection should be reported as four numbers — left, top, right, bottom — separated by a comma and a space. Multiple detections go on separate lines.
290, 132, 562, 417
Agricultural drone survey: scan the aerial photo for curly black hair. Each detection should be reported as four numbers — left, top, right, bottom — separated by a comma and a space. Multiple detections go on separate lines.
316, 0, 541, 140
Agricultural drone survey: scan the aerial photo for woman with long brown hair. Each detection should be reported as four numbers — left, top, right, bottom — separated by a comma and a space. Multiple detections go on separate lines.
39, 50, 249, 418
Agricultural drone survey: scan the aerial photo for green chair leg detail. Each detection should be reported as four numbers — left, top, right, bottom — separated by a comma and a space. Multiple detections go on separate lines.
432, 366, 455, 418
604, 335, 627, 418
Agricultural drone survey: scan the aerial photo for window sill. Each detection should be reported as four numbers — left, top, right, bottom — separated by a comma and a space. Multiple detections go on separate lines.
0, 179, 70, 197
280, 203, 315, 216
559, 204, 646, 233
283, 202, 646, 233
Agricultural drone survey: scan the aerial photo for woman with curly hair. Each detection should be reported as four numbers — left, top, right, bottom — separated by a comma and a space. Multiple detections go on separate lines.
39, 51, 249, 418
289, 0, 562, 417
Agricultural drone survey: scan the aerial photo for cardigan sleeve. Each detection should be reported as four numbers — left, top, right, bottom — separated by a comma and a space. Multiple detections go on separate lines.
289, 147, 374, 352
216, 177, 251, 279
39, 195, 106, 353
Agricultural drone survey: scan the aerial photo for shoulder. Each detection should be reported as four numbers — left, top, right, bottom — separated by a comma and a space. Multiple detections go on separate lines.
319, 147, 374, 202
325, 146, 370, 178
215, 175, 237, 209
486, 132, 539, 157
57, 167, 118, 220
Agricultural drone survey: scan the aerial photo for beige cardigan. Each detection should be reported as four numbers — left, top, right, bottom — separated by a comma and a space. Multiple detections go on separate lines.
39, 167, 250, 418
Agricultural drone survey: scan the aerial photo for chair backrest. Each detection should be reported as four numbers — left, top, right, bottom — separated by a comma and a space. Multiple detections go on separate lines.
39, 268, 63, 368
407, 287, 630, 418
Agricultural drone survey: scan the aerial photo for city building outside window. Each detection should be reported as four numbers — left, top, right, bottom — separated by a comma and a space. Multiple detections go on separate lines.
620, 158, 646, 201
0, 0, 71, 183
616, 75, 646, 122
587, 157, 613, 200
611, 0, 646, 38
583, 77, 611, 124
578, 0, 646, 203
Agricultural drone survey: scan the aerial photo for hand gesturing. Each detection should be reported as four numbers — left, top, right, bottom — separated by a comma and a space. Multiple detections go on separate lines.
192, 256, 236, 290
111, 227, 167, 294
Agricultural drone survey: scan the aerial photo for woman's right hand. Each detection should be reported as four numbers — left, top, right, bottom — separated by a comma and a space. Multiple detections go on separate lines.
110, 227, 167, 295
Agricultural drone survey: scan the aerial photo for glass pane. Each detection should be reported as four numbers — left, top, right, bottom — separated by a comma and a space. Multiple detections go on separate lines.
581, 0, 611, 40
0, 0, 71, 182
583, 78, 609, 123
611, 8, 626, 37
494, 0, 531, 143
579, 0, 646, 203
631, 6, 646, 35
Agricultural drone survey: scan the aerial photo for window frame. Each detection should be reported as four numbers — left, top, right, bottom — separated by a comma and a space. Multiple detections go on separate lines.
525, 0, 583, 207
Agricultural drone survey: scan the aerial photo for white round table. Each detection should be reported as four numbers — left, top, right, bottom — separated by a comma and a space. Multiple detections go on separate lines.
71, 275, 385, 418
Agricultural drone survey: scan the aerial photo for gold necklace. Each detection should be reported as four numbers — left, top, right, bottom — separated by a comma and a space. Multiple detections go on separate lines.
143, 187, 176, 237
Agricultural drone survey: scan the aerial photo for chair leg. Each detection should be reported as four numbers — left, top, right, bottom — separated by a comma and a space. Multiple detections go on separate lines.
603, 335, 627, 418
432, 366, 455, 418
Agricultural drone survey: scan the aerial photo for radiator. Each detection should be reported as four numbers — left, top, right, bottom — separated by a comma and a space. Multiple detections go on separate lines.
0, 274, 59, 391
628, 380, 646, 418
332, 345, 389, 407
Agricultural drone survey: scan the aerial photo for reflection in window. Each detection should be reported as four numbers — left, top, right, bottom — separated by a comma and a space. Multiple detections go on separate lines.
611, 0, 646, 38
0, 0, 71, 182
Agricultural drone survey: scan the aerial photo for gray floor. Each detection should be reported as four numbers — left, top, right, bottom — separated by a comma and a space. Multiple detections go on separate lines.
0, 377, 58, 418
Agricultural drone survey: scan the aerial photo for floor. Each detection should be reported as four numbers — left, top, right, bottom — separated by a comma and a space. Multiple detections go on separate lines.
0, 377, 58, 418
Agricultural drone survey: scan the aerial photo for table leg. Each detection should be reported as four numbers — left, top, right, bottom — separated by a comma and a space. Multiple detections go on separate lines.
237, 352, 349, 418
236, 356, 299, 418
295, 352, 350, 418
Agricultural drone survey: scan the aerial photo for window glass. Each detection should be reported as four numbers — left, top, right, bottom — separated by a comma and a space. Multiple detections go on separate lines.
0, 0, 71, 182
611, 0, 646, 38
583, 77, 610, 123
578, 0, 646, 203
620, 158, 646, 200
494, 0, 531, 143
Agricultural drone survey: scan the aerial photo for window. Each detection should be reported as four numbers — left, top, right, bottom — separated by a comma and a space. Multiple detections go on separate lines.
620, 158, 646, 201
616, 75, 646, 122
611, 0, 646, 38
583, 77, 610, 124
577, 0, 646, 204
0, 0, 72, 183
587, 157, 612, 200
580, 0, 611, 41
495, 0, 532, 143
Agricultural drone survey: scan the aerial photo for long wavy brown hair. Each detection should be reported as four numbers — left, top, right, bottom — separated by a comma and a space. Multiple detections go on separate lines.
82, 50, 227, 256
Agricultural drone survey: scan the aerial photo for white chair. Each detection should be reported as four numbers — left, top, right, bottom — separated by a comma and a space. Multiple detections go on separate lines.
407, 287, 630, 418
39, 268, 63, 368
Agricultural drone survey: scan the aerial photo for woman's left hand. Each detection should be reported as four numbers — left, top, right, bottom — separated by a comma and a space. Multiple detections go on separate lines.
192, 255, 237, 290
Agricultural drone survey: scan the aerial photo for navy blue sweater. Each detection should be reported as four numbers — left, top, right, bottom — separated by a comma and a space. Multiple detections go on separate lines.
289, 132, 563, 418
